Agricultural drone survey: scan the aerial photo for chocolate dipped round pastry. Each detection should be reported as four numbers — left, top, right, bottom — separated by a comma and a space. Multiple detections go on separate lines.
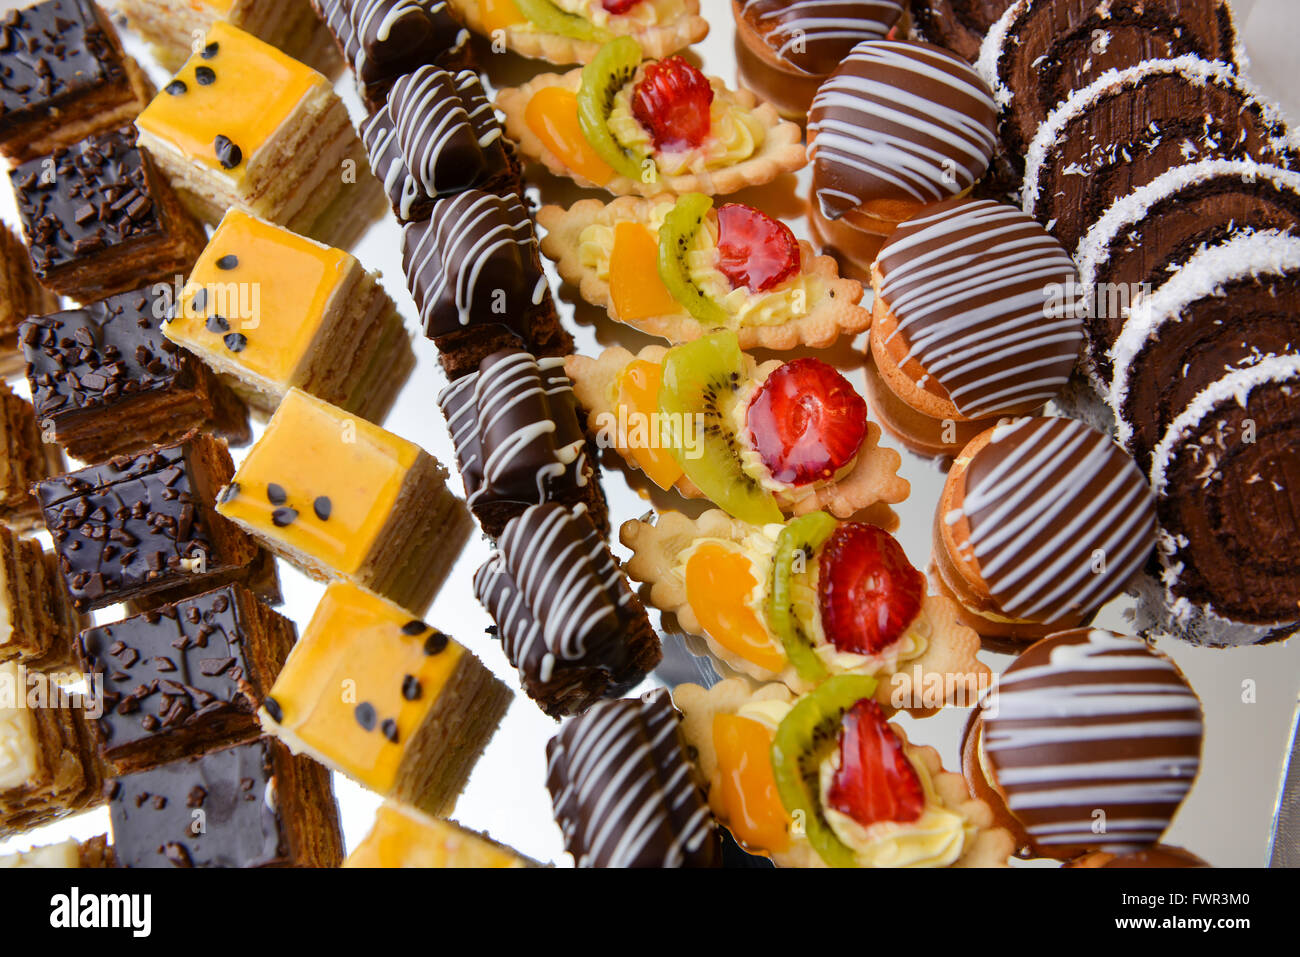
1109, 229, 1300, 474
908, 0, 1014, 62
1076, 160, 1300, 385
807, 39, 997, 275
732, 0, 905, 119
1064, 846, 1209, 868
1021, 55, 1300, 255
978, 0, 1241, 165
866, 197, 1081, 459
1147, 355, 1300, 640
933, 416, 1156, 645
964, 628, 1203, 861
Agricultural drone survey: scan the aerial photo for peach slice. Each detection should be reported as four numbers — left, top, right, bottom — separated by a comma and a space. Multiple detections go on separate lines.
610, 220, 680, 321
685, 542, 786, 673
524, 87, 615, 187
713, 713, 790, 853
614, 358, 683, 489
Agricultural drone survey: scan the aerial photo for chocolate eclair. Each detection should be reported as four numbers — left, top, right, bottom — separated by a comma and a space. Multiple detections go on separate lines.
962, 628, 1203, 861
807, 40, 998, 275
473, 503, 661, 718
979, 0, 1241, 165
866, 197, 1081, 458
933, 416, 1156, 647
361, 66, 521, 222
1147, 355, 1300, 638
402, 189, 572, 380
1077, 160, 1300, 385
908, 0, 1014, 62
439, 349, 608, 539
1021, 56, 1300, 254
314, 0, 471, 110
547, 690, 720, 868
733, 0, 905, 119
1110, 230, 1300, 473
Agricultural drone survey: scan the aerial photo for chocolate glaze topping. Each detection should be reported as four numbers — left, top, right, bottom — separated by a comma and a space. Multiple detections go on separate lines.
10, 126, 166, 278
981, 628, 1202, 858
315, 0, 469, 101
950, 417, 1155, 622
473, 503, 659, 717
0, 0, 125, 124
439, 350, 589, 512
876, 198, 1080, 417
361, 67, 510, 222
402, 189, 550, 339
808, 40, 998, 218
546, 690, 720, 868
909, 0, 1015, 62
739, 0, 903, 76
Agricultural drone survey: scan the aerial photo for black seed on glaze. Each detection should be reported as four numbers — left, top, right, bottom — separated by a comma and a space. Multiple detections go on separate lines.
263, 696, 283, 723
206, 314, 229, 333
381, 718, 399, 743
216, 254, 238, 270
313, 496, 331, 521
401, 675, 422, 700
422, 631, 449, 656
165, 80, 187, 95
354, 702, 377, 731
219, 482, 240, 503
223, 332, 247, 352
401, 619, 427, 636
266, 483, 287, 505
271, 506, 297, 527
191, 288, 207, 312
214, 135, 242, 169
201, 42, 219, 59
195, 65, 216, 84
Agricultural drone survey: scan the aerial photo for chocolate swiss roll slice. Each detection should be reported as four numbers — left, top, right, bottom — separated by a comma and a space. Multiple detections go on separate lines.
438, 349, 608, 539
1109, 230, 1300, 473
546, 690, 720, 868
1021, 56, 1300, 254
979, 0, 1240, 164
473, 503, 662, 718
1146, 355, 1300, 640
909, 0, 1014, 62
1076, 160, 1300, 384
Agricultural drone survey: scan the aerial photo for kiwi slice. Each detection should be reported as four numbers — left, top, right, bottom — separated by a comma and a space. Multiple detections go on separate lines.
659, 332, 784, 526
577, 37, 649, 181
659, 193, 731, 327
767, 513, 838, 682
771, 674, 878, 868
514, 0, 611, 42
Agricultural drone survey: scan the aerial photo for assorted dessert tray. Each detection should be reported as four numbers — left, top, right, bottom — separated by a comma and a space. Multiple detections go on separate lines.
0, 0, 1297, 869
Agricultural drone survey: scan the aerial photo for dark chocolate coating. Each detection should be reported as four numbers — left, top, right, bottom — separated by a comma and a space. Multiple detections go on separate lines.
10, 126, 166, 278
546, 690, 720, 868
0, 0, 126, 126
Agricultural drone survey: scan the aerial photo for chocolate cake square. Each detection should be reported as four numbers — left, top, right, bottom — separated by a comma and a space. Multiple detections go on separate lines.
0, 223, 58, 377
77, 583, 296, 776
0, 380, 63, 533
35, 433, 264, 614
107, 736, 344, 868
0, 0, 153, 163
21, 285, 251, 463
10, 125, 207, 302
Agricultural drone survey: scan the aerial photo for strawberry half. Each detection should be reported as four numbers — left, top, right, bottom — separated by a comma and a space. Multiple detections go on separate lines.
745, 358, 868, 486
602, 0, 642, 11
631, 56, 713, 153
817, 523, 924, 656
827, 699, 925, 828
715, 203, 801, 292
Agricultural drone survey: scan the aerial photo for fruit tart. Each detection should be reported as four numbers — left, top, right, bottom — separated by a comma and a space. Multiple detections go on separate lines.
540, 195, 869, 348
448, 0, 708, 66
567, 333, 908, 523
496, 37, 806, 196
674, 677, 1013, 866
622, 509, 988, 702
